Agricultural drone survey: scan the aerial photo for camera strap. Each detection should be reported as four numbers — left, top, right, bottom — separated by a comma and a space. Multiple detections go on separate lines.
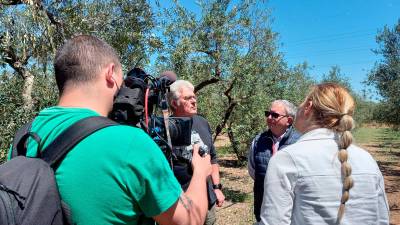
161, 98, 174, 168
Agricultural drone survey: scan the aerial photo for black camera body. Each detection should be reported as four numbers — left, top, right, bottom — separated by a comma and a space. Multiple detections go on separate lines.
148, 115, 192, 150
109, 68, 208, 165
172, 131, 209, 164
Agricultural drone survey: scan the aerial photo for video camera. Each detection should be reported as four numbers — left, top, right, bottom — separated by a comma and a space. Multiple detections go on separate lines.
108, 68, 208, 165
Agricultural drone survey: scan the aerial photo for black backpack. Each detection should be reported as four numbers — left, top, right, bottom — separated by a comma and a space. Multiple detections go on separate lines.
0, 116, 117, 225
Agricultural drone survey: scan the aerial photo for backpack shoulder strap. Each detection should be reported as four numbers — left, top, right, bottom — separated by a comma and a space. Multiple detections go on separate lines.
11, 121, 39, 158
40, 116, 118, 168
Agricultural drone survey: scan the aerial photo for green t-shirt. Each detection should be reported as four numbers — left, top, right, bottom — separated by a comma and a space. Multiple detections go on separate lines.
16, 106, 182, 225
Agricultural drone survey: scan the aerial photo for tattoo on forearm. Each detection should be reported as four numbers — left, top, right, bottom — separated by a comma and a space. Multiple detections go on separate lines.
179, 194, 193, 211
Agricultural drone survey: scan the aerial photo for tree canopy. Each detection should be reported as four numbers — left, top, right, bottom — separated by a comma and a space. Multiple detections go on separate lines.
368, 19, 400, 127
0, 0, 390, 163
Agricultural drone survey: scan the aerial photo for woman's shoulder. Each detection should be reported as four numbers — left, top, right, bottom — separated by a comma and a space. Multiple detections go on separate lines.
279, 141, 381, 174
280, 136, 335, 154
347, 144, 380, 169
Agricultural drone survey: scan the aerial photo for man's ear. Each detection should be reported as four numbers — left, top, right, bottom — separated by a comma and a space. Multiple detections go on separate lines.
105, 63, 116, 86
170, 99, 177, 110
287, 116, 294, 125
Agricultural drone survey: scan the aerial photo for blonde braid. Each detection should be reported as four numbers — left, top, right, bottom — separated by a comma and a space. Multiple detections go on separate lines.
336, 114, 354, 224
306, 83, 356, 224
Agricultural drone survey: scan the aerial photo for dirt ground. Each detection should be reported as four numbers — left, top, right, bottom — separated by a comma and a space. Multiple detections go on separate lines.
214, 137, 400, 225
215, 156, 256, 225
359, 142, 400, 225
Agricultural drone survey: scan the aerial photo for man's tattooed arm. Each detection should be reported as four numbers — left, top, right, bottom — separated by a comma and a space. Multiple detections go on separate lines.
178, 194, 194, 211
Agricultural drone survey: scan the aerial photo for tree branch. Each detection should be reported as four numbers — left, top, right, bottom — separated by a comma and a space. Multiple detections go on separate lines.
213, 78, 238, 141
0, 0, 23, 5
224, 77, 236, 98
213, 101, 237, 142
194, 77, 221, 93
44, 8, 64, 28
34, 0, 64, 29
195, 48, 215, 57
194, 47, 222, 93
1, 0, 65, 36
0, 33, 31, 79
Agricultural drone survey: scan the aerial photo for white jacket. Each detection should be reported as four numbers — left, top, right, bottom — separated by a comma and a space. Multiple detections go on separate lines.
260, 128, 389, 225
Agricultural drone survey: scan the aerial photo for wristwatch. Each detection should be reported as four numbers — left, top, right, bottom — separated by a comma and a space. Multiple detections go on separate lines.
212, 183, 223, 190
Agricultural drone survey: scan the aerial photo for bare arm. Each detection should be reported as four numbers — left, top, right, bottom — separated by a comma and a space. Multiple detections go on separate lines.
154, 145, 211, 225
211, 164, 221, 185
211, 163, 225, 207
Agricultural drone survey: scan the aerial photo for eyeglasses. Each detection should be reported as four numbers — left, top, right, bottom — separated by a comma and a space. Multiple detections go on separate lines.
182, 95, 197, 101
264, 110, 287, 119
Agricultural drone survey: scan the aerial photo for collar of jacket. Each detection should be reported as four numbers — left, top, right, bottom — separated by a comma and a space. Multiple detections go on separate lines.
297, 128, 338, 143
266, 125, 294, 143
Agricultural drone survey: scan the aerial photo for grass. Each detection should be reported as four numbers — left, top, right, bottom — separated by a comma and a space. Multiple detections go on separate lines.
353, 127, 400, 158
352, 127, 400, 224
217, 146, 232, 156
223, 188, 252, 203
353, 127, 384, 143
354, 127, 400, 144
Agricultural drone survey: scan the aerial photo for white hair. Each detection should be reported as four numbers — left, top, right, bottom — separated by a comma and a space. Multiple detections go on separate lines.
167, 80, 195, 109
272, 99, 297, 118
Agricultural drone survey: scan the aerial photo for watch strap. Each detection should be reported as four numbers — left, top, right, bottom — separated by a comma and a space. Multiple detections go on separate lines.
212, 183, 222, 190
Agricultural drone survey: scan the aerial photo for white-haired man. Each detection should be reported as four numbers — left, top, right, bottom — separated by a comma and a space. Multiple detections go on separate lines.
248, 100, 301, 223
168, 79, 225, 225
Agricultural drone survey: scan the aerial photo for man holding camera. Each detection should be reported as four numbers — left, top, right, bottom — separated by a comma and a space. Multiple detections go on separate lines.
248, 100, 301, 223
168, 80, 225, 225
16, 35, 212, 225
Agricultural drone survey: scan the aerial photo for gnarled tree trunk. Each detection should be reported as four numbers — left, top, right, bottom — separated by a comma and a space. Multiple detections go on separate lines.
22, 71, 35, 110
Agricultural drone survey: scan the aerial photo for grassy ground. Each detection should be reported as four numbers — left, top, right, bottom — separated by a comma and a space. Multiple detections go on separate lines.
214, 127, 400, 225
354, 127, 400, 225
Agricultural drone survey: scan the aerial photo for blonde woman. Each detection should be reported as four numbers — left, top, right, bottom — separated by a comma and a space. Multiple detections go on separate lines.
259, 83, 389, 225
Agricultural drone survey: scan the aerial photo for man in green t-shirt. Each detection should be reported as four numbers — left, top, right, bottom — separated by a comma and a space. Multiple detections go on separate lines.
19, 35, 212, 225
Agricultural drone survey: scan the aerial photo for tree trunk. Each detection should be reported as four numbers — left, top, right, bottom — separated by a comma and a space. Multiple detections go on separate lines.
213, 78, 237, 141
227, 123, 246, 162
213, 101, 236, 141
22, 71, 34, 110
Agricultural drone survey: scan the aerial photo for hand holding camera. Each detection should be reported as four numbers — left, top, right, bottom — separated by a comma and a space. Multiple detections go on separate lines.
191, 144, 212, 179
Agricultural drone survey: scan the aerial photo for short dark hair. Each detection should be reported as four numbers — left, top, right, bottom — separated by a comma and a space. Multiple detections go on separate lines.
54, 35, 121, 93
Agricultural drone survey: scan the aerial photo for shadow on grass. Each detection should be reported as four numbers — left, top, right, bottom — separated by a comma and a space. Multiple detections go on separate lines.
219, 171, 245, 182
366, 143, 400, 148
223, 187, 251, 203
377, 160, 400, 193
377, 161, 400, 176
364, 144, 400, 156
218, 158, 245, 168
219, 170, 228, 177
